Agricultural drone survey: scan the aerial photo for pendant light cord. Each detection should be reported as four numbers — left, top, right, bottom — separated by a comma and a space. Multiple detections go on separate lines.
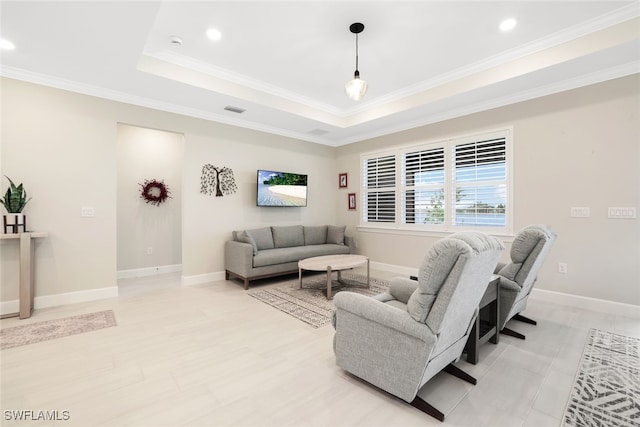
355, 33, 359, 74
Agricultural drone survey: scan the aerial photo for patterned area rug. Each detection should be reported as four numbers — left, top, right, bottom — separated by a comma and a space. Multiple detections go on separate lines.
0, 310, 117, 350
562, 328, 640, 427
248, 273, 389, 328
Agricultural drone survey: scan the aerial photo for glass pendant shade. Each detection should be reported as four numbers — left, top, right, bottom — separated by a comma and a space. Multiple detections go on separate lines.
346, 22, 367, 101
345, 72, 368, 101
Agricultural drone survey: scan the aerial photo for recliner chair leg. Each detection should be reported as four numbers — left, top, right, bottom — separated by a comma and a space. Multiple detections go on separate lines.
443, 363, 477, 385
407, 364, 477, 422
410, 396, 445, 422
513, 314, 537, 325
501, 327, 526, 340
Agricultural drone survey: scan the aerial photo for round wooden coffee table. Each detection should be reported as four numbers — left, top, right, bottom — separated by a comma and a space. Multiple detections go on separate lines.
298, 254, 369, 299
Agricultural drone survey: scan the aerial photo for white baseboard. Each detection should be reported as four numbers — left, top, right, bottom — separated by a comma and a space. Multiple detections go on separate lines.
181, 271, 226, 287
117, 264, 182, 279
370, 261, 418, 277
531, 288, 640, 319
371, 261, 640, 318
0, 286, 119, 317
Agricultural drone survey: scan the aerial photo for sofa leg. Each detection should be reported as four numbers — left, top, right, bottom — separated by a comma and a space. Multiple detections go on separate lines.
501, 327, 526, 340
244, 278, 249, 290
225, 271, 230, 280
410, 396, 445, 422
443, 363, 477, 385
514, 314, 537, 325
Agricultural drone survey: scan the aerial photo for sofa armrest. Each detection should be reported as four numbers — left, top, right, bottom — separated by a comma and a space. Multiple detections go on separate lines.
225, 240, 254, 276
344, 235, 354, 253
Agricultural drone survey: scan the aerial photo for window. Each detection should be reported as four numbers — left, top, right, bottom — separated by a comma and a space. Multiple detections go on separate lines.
361, 129, 511, 233
363, 154, 396, 223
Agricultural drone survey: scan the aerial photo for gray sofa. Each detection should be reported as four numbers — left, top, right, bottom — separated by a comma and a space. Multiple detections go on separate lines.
225, 225, 352, 289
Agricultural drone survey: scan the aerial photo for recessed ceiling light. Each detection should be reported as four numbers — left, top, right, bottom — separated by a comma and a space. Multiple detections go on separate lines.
499, 18, 517, 32
206, 28, 222, 42
0, 38, 15, 50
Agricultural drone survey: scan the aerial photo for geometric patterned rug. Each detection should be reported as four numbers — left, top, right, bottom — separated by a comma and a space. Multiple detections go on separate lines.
0, 310, 117, 350
562, 328, 640, 427
248, 273, 389, 328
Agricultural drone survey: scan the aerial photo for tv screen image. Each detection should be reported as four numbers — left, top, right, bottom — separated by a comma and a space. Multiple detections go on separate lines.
257, 170, 308, 207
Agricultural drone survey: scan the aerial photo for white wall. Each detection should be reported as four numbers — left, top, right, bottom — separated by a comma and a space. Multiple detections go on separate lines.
0, 77, 336, 310
116, 124, 183, 272
1, 78, 117, 303
336, 74, 640, 306
181, 123, 336, 280
1, 74, 638, 311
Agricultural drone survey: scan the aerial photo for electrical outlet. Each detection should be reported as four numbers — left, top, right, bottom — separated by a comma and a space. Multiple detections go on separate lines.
147, 247, 153, 255
570, 207, 590, 218
558, 262, 567, 274
81, 207, 95, 217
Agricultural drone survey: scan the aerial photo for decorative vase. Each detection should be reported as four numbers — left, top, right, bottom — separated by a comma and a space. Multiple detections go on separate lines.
3, 213, 26, 234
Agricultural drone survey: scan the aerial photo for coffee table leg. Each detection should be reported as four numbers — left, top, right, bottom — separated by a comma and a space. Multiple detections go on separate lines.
327, 266, 333, 300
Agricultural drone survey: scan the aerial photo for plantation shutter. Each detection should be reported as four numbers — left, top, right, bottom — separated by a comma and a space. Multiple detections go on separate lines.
453, 136, 507, 227
363, 155, 396, 222
402, 146, 445, 224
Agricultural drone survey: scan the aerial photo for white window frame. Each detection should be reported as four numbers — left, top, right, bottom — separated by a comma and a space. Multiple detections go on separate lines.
359, 128, 513, 236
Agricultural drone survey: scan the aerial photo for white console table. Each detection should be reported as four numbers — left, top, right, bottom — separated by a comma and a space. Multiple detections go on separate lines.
0, 232, 48, 319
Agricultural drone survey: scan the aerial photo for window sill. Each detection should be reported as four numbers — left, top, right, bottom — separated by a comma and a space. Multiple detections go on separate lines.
356, 224, 515, 241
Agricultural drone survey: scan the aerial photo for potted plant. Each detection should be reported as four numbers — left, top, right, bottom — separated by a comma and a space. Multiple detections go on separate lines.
1, 176, 31, 233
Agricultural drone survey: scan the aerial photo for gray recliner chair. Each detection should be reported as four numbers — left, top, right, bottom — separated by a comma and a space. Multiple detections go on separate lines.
332, 232, 504, 421
496, 224, 557, 339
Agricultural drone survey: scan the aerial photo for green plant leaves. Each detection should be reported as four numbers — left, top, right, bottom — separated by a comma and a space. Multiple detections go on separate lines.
0, 176, 31, 213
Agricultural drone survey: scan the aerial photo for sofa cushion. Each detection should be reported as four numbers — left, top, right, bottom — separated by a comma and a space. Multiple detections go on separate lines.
304, 226, 327, 245
246, 227, 275, 251
327, 225, 346, 245
272, 225, 304, 248
237, 230, 258, 255
253, 244, 350, 268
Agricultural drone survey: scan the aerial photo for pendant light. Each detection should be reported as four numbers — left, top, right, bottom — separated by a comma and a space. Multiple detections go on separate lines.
345, 22, 368, 101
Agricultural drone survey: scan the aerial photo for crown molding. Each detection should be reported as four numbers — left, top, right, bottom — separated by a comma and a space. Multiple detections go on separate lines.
0, 65, 331, 146
334, 61, 640, 147
345, 4, 640, 116
3, 60, 637, 149
145, 51, 345, 117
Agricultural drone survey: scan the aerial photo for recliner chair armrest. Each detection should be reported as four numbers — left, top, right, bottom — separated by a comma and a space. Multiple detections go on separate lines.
388, 277, 418, 304
498, 276, 521, 292
334, 292, 435, 342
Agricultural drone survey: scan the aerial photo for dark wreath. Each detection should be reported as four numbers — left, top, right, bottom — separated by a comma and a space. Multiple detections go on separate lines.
139, 179, 171, 206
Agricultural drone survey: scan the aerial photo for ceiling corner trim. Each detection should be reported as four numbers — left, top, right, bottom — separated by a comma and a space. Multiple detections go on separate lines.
137, 53, 349, 127
0, 64, 335, 147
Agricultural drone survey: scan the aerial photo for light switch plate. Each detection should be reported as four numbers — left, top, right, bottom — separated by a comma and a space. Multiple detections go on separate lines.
608, 207, 637, 219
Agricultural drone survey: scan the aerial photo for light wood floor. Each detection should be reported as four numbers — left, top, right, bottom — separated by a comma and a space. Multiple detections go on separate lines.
1, 268, 638, 427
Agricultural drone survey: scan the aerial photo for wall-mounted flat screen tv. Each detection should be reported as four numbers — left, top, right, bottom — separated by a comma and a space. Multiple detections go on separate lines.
257, 170, 308, 207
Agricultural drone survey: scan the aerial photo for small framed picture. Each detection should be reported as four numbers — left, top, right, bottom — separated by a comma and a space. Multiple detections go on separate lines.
348, 193, 357, 210
339, 173, 348, 188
